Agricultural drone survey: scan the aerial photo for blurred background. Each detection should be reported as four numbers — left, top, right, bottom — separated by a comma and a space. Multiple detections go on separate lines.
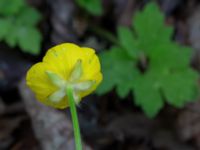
1, 0, 200, 150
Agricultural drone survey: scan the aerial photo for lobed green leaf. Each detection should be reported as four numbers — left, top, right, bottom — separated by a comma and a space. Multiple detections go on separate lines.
98, 2, 199, 117
0, 0, 42, 55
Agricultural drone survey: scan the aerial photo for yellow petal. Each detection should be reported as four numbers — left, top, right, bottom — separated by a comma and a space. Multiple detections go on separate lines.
69, 47, 102, 98
26, 43, 103, 109
80, 47, 101, 80
26, 62, 69, 108
79, 72, 103, 98
43, 43, 84, 80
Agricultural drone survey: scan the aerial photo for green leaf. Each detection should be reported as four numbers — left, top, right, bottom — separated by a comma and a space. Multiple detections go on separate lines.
117, 26, 139, 58
5, 25, 41, 54
5, 25, 19, 47
133, 72, 164, 118
0, 0, 25, 16
0, 18, 12, 40
162, 69, 199, 107
76, 0, 103, 16
133, 2, 173, 46
17, 27, 41, 55
98, 2, 199, 117
16, 7, 41, 26
149, 44, 191, 70
97, 47, 138, 98
0, 0, 42, 55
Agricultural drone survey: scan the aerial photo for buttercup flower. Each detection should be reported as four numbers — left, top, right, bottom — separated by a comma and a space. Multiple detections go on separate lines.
26, 43, 102, 108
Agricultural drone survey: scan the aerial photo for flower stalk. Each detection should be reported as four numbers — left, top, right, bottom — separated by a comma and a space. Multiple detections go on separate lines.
66, 86, 82, 150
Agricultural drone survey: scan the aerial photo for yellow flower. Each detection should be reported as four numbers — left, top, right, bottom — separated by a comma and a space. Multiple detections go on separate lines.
26, 43, 102, 109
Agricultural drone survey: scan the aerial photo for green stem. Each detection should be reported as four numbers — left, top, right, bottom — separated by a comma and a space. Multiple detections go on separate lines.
90, 26, 120, 46
66, 86, 82, 150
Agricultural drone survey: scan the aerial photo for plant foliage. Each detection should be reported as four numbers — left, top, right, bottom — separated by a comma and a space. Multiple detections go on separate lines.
97, 2, 199, 117
0, 0, 42, 55
75, 0, 103, 16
